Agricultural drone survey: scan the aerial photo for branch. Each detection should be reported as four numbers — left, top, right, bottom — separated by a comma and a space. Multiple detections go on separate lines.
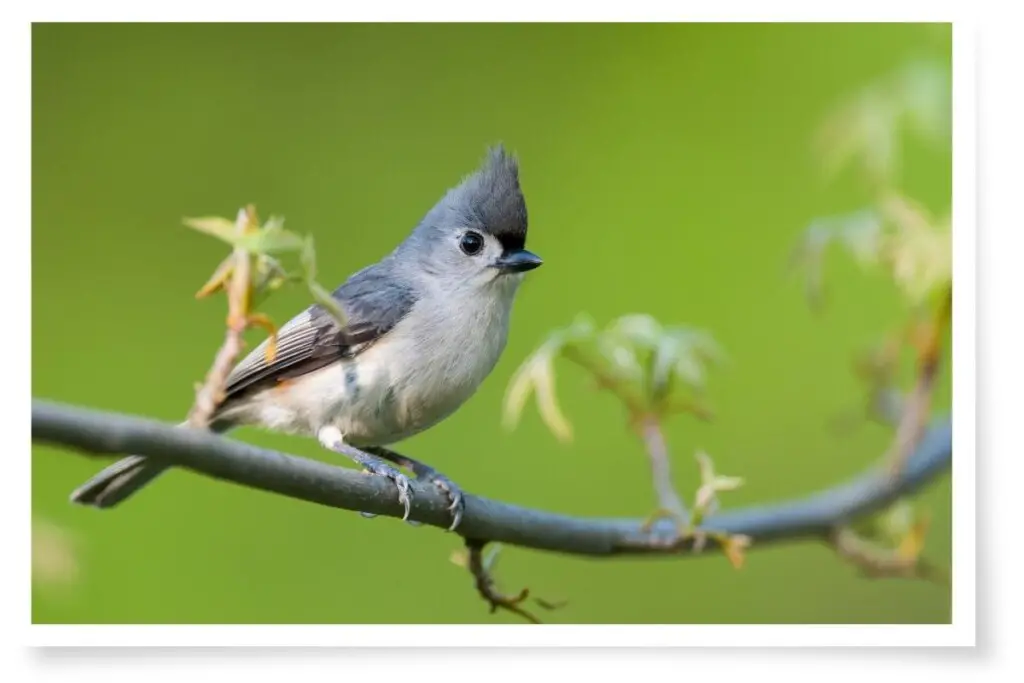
186, 206, 259, 428
885, 286, 952, 477
33, 398, 951, 559
829, 526, 948, 584
462, 539, 541, 623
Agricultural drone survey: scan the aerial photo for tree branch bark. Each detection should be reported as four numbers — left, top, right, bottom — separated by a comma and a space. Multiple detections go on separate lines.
32, 398, 951, 559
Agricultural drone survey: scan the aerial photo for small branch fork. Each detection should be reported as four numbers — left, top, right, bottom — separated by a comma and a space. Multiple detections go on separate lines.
458, 539, 567, 624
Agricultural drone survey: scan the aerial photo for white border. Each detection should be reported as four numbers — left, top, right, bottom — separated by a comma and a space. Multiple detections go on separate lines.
14, 1, 968, 23
27, 624, 970, 648
12, 2, 980, 656
948, 19, 976, 640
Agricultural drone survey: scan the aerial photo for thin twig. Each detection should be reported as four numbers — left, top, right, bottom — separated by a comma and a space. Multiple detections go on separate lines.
464, 539, 541, 624
636, 415, 689, 521
829, 527, 948, 584
33, 399, 952, 561
885, 286, 952, 477
186, 206, 256, 429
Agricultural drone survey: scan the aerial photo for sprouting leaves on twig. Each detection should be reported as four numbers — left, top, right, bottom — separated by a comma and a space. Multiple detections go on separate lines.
181, 206, 351, 425
503, 313, 724, 443
184, 207, 349, 333
688, 452, 749, 568
636, 449, 750, 568
183, 214, 306, 255
792, 201, 951, 471
607, 315, 725, 403
502, 314, 594, 442
796, 54, 952, 479
692, 451, 745, 524
876, 194, 951, 306
791, 190, 951, 311
814, 58, 950, 187
801, 55, 951, 311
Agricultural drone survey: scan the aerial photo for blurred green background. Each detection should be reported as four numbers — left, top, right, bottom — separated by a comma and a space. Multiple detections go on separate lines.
31, 22, 952, 624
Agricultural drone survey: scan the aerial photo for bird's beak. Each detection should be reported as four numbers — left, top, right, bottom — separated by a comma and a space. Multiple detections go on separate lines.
493, 248, 543, 274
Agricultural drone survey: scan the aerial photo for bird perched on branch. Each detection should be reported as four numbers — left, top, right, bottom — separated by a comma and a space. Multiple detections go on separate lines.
70, 144, 543, 531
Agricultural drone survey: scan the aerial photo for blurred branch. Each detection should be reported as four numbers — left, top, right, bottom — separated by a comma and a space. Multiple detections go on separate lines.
635, 415, 689, 522
33, 398, 950, 560
885, 285, 952, 477
830, 524, 948, 585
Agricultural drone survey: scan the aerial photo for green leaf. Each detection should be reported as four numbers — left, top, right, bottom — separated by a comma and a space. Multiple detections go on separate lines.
262, 215, 287, 233
792, 209, 884, 306
650, 335, 681, 400
658, 327, 722, 392
693, 450, 744, 516
300, 235, 319, 278
815, 91, 898, 184
877, 194, 951, 305
502, 355, 538, 433
183, 216, 244, 245
184, 214, 305, 255
236, 229, 306, 254
608, 313, 664, 349
596, 335, 644, 384
503, 337, 574, 442
795, 195, 951, 307
814, 58, 950, 185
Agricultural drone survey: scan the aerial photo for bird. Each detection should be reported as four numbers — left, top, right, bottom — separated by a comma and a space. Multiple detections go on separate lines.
69, 144, 543, 531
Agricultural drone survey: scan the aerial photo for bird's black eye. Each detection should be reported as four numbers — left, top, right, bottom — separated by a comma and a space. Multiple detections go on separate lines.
459, 231, 485, 256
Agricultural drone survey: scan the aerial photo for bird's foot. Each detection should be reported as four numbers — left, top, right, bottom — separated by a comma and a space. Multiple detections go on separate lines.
317, 428, 413, 521
419, 470, 465, 532
356, 457, 413, 521
366, 447, 465, 531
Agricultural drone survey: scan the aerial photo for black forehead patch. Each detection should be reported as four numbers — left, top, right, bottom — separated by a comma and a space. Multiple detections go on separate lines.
453, 144, 528, 252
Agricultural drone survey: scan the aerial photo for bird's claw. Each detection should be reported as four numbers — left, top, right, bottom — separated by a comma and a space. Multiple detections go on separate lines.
361, 461, 413, 521
427, 474, 465, 532
356, 446, 464, 530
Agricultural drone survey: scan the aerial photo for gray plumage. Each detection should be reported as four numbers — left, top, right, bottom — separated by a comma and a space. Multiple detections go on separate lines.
409, 145, 529, 253
71, 144, 541, 514
216, 266, 419, 406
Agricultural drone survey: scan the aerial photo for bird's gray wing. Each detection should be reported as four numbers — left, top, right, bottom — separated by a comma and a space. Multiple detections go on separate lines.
219, 264, 417, 401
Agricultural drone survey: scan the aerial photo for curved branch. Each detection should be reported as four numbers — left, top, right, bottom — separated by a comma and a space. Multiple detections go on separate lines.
32, 398, 951, 558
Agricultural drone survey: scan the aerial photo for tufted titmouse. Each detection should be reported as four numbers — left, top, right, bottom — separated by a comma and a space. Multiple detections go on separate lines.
70, 144, 542, 531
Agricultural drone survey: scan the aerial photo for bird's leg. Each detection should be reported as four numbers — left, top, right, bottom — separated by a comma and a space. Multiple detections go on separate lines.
317, 427, 412, 521
365, 446, 465, 532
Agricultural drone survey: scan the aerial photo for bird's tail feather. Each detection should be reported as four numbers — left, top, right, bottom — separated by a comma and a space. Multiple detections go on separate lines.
70, 420, 229, 509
